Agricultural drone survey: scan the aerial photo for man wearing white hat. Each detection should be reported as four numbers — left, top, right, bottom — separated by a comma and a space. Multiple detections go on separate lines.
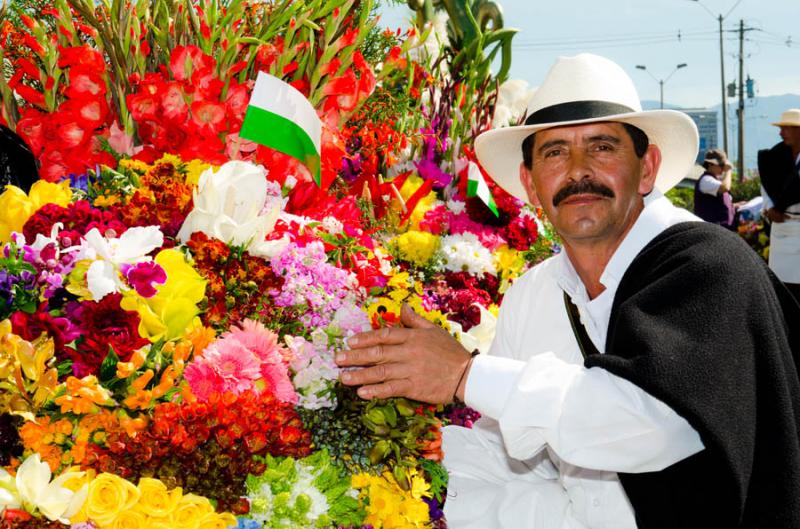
337, 54, 800, 529
758, 109, 800, 301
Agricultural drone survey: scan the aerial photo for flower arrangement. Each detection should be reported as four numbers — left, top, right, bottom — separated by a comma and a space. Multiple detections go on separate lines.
0, 0, 555, 527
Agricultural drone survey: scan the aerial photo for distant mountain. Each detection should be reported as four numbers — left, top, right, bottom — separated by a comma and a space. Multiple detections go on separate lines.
644, 94, 800, 172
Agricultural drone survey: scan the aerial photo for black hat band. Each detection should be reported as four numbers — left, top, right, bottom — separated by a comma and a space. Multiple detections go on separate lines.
524, 100, 636, 126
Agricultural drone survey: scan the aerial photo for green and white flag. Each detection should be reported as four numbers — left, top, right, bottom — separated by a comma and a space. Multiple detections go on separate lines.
466, 161, 499, 216
239, 72, 322, 185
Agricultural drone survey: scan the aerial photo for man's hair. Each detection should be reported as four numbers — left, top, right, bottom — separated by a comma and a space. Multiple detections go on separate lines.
521, 123, 649, 169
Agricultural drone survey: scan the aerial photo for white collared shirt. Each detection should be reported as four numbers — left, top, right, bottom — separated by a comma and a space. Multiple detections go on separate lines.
443, 192, 705, 529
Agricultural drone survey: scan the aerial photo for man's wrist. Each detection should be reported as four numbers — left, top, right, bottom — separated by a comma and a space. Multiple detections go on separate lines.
453, 349, 480, 404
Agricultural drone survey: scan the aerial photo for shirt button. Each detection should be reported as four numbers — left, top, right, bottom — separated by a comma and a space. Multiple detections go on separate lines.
593, 498, 601, 507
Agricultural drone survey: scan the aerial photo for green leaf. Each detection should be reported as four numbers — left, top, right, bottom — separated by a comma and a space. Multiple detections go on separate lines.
99, 346, 121, 383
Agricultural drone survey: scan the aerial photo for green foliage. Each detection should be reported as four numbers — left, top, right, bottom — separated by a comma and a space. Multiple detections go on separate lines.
731, 176, 762, 202
247, 449, 365, 529
665, 186, 694, 212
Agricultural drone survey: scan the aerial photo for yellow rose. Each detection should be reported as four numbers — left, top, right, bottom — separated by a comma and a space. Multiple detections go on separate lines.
0, 181, 72, 243
133, 478, 182, 518
393, 231, 440, 266
84, 473, 140, 527
195, 512, 237, 529
110, 509, 147, 529
169, 493, 215, 529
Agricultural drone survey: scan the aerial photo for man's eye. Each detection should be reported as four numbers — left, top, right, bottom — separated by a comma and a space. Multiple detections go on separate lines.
595, 144, 613, 152
544, 149, 561, 158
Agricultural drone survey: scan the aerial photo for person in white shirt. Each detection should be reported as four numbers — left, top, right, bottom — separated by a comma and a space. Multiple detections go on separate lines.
693, 148, 735, 229
336, 54, 800, 529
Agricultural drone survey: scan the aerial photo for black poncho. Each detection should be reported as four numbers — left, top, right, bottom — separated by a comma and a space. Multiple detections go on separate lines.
587, 222, 800, 529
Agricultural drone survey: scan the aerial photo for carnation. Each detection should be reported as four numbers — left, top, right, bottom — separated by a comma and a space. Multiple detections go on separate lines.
439, 233, 497, 277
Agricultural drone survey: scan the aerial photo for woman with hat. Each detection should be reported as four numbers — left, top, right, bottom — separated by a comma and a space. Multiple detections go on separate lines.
758, 108, 800, 300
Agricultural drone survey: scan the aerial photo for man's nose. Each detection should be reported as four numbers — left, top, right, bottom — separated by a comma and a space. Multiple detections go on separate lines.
566, 149, 593, 181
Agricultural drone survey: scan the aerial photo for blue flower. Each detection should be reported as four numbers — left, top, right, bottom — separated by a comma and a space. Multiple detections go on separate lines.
235, 518, 262, 529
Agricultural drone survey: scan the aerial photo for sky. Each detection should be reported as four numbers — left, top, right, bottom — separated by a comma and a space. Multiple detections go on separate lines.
378, 0, 800, 110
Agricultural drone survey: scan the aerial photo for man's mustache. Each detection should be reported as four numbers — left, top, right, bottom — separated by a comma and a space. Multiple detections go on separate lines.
552, 180, 615, 207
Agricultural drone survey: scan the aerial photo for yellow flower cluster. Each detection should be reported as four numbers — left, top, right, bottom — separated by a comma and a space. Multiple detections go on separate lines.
351, 471, 431, 529
0, 180, 72, 243
120, 249, 207, 342
74, 474, 236, 529
392, 231, 440, 266
366, 273, 450, 331
493, 244, 525, 282
0, 319, 59, 416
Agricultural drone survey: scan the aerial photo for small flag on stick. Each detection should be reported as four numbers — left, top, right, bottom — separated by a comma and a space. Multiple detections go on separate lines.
466, 161, 499, 216
239, 72, 322, 186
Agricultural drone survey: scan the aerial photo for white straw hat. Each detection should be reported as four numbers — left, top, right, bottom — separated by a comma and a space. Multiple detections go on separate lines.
772, 109, 800, 127
475, 54, 699, 203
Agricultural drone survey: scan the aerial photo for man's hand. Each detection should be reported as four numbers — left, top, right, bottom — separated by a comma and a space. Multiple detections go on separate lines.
336, 304, 472, 404
765, 207, 787, 223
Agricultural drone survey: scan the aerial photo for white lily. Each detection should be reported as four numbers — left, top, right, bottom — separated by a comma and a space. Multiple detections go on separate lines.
177, 160, 288, 258
1, 453, 87, 523
450, 304, 498, 355
75, 225, 164, 300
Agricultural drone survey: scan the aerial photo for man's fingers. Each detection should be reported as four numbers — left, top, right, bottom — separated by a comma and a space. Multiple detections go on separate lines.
356, 379, 411, 400
400, 303, 436, 329
340, 362, 407, 387
347, 326, 409, 349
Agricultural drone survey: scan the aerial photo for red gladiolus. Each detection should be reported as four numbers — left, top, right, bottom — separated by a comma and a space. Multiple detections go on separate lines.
15, 84, 46, 108
127, 92, 160, 121
65, 67, 106, 98
169, 45, 212, 82
57, 44, 105, 70
15, 57, 41, 81
160, 81, 189, 123
22, 34, 45, 56
19, 14, 36, 30
190, 100, 226, 135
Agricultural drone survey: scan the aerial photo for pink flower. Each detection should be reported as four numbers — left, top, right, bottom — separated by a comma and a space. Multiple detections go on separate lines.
225, 319, 292, 364
183, 361, 227, 401
203, 340, 261, 393
260, 362, 298, 404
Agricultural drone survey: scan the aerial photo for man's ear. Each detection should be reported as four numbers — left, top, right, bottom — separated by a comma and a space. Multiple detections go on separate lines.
638, 144, 661, 195
519, 163, 541, 206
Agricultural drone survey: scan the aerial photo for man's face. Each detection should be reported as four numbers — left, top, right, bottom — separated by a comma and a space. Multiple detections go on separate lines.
518, 122, 660, 246
779, 126, 800, 150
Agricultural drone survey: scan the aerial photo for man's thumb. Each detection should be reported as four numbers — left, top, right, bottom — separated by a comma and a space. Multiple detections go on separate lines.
401, 303, 436, 329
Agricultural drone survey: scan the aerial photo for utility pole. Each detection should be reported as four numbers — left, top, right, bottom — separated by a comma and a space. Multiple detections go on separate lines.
718, 14, 729, 154
737, 19, 745, 181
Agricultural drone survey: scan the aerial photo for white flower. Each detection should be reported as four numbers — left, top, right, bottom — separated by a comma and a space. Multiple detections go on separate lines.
439, 233, 497, 277
493, 79, 537, 128
321, 216, 344, 235
76, 225, 164, 301
0, 453, 87, 523
449, 304, 497, 354
177, 161, 289, 258
446, 199, 466, 214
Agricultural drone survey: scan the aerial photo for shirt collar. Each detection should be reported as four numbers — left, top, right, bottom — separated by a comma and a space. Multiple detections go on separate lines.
557, 189, 698, 299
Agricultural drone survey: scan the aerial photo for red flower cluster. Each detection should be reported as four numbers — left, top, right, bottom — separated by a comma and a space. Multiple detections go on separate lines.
12, 45, 116, 181
22, 200, 128, 245
115, 159, 194, 238
127, 46, 249, 164
501, 214, 540, 252
430, 272, 501, 331
84, 391, 312, 512
185, 232, 285, 328
63, 293, 150, 378
0, 510, 68, 529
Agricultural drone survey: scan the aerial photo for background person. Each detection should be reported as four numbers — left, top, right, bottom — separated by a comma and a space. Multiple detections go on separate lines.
693, 148, 735, 229
758, 108, 800, 301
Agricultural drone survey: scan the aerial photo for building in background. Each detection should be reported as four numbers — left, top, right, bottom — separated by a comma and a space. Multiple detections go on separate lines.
684, 109, 719, 164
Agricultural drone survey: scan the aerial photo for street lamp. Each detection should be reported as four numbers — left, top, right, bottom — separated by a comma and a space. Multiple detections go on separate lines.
688, 0, 744, 154
635, 63, 687, 109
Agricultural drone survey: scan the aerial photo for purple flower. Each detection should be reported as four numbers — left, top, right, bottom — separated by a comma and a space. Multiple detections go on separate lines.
123, 261, 167, 298
425, 496, 445, 521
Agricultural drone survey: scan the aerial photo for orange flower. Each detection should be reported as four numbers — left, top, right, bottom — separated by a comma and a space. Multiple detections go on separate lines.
123, 389, 153, 410
54, 376, 112, 414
